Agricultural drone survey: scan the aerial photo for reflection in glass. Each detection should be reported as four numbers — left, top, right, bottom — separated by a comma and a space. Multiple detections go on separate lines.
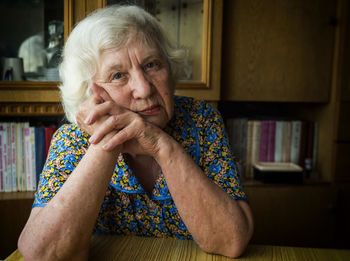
106, 0, 203, 81
0, 0, 63, 81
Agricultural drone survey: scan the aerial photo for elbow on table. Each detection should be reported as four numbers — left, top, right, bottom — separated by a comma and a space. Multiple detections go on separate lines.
18, 234, 43, 261
199, 237, 249, 259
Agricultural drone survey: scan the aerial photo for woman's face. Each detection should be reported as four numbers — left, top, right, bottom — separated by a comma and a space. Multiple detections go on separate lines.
93, 39, 175, 129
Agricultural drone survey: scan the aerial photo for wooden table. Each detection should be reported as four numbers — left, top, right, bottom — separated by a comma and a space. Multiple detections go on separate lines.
6, 235, 350, 260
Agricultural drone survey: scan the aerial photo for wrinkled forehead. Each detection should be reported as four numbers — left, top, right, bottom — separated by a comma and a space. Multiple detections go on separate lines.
100, 28, 164, 59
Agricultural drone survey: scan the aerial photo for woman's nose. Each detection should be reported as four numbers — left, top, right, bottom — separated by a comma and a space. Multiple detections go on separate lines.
130, 70, 153, 99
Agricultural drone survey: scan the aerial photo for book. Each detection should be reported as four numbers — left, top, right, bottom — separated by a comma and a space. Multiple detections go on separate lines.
298, 121, 308, 169
0, 124, 4, 192
16, 123, 24, 191
248, 121, 261, 179
35, 127, 46, 187
290, 121, 302, 164
10, 123, 17, 191
226, 118, 248, 177
3, 123, 11, 192
25, 127, 37, 191
304, 121, 315, 172
245, 121, 254, 179
282, 121, 292, 162
259, 121, 270, 162
45, 126, 57, 157
267, 120, 276, 162
29, 127, 37, 191
274, 121, 284, 162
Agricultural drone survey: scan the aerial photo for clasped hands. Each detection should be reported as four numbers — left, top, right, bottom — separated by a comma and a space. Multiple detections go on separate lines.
76, 83, 169, 158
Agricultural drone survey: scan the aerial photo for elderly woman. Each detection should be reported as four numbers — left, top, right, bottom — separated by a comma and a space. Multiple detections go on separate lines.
18, 5, 253, 260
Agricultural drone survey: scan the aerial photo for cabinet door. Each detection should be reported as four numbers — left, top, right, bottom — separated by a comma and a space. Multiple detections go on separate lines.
221, 0, 336, 102
245, 185, 337, 247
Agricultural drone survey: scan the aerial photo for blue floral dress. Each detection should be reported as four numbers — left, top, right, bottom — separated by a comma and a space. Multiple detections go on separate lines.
33, 95, 247, 239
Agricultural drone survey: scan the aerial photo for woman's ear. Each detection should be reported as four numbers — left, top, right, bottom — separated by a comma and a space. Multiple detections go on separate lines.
91, 82, 113, 102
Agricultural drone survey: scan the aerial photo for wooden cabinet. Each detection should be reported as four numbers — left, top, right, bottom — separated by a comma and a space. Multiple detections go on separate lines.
245, 184, 337, 248
221, 0, 336, 102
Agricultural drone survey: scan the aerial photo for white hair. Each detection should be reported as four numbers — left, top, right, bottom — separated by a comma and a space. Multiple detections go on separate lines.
59, 5, 186, 123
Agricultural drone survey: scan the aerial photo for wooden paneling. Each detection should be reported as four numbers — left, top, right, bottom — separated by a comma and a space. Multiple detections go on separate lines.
335, 184, 350, 249
334, 143, 350, 182
244, 185, 337, 248
336, 102, 350, 141
0, 197, 33, 259
221, 0, 336, 102
340, 0, 350, 101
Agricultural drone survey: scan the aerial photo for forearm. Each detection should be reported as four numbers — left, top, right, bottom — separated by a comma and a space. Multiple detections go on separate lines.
18, 144, 119, 260
155, 139, 253, 257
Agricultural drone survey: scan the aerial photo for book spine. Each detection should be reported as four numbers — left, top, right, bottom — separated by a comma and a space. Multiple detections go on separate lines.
0, 124, 3, 192
259, 121, 269, 162
282, 121, 292, 162
251, 121, 261, 167
16, 123, 23, 191
245, 121, 254, 179
11, 123, 17, 191
35, 127, 46, 187
267, 120, 276, 162
30, 127, 37, 191
4, 123, 11, 192
305, 121, 315, 172
274, 121, 284, 162
239, 118, 248, 179
290, 121, 302, 164
22, 122, 29, 191
298, 121, 308, 169
25, 127, 32, 191
45, 127, 57, 157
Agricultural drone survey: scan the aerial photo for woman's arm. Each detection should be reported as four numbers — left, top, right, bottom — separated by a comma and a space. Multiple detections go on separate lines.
77, 94, 254, 258
18, 133, 120, 260
155, 137, 254, 258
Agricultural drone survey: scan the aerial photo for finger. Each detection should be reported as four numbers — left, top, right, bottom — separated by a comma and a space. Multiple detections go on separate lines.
92, 82, 113, 102
85, 101, 117, 125
89, 114, 120, 144
102, 124, 137, 151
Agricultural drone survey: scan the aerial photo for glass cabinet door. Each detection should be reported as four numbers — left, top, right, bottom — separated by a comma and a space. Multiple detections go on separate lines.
0, 0, 64, 82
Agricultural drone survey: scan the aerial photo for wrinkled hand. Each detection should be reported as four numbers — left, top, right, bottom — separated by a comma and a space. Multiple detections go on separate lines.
76, 83, 170, 158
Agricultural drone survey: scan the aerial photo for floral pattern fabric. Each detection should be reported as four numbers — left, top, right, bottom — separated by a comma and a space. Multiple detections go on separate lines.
33, 95, 247, 239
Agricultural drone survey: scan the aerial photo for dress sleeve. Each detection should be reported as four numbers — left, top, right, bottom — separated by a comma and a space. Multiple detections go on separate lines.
33, 124, 89, 207
199, 103, 248, 201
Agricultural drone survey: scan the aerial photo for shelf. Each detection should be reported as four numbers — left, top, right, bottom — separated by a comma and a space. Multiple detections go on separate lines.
0, 81, 61, 103
0, 192, 35, 201
242, 179, 331, 187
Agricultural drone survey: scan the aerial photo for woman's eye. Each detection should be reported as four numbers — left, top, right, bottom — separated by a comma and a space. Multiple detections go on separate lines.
145, 61, 160, 71
113, 72, 123, 80
145, 62, 155, 69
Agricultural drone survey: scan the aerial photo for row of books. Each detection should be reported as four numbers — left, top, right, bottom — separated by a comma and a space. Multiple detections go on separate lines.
0, 122, 57, 192
226, 119, 318, 180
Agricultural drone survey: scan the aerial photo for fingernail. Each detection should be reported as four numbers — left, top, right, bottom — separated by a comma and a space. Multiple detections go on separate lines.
102, 144, 110, 150
85, 115, 92, 124
89, 135, 96, 143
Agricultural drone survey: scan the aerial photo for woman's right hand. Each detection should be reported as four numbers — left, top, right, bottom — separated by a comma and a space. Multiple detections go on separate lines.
76, 83, 173, 159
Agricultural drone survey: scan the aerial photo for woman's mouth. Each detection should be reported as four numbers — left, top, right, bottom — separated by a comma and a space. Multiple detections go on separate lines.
139, 105, 161, 115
